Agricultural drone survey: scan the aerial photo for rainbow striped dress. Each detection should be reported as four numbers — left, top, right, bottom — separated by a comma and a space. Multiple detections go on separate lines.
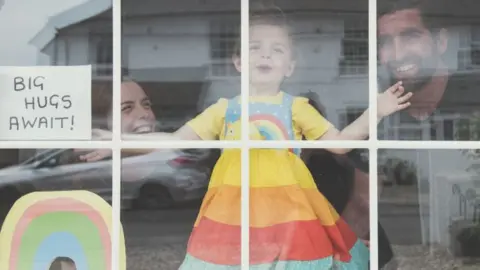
179, 94, 369, 269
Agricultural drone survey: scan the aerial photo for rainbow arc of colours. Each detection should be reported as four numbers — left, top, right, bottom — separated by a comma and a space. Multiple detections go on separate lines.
0, 190, 126, 270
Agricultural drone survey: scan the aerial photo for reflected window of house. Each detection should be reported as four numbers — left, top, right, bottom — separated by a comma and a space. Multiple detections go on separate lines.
458, 26, 480, 70
339, 19, 368, 76
90, 35, 113, 77
209, 20, 239, 77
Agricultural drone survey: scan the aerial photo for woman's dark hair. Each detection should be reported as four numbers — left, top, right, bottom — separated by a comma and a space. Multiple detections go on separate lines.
49, 257, 75, 270
91, 77, 146, 130
91, 80, 113, 130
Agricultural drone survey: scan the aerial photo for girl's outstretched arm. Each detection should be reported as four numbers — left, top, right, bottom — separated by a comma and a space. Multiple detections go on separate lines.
320, 81, 411, 154
86, 125, 202, 158
93, 124, 202, 141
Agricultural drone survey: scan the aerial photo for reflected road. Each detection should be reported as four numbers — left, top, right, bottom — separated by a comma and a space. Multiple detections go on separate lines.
122, 201, 201, 270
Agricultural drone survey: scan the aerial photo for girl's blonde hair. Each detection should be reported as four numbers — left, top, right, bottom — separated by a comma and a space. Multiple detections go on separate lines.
233, 3, 293, 57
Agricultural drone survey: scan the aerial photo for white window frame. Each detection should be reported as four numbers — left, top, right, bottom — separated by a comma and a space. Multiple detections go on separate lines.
2, 1, 480, 270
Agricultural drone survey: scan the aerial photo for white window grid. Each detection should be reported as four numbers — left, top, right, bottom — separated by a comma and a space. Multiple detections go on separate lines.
458, 25, 480, 70
1, 1, 479, 270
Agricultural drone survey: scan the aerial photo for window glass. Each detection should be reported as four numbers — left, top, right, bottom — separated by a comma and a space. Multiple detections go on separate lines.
0, 0, 113, 140
377, 0, 480, 141
377, 1, 480, 268
0, 148, 113, 269
379, 149, 480, 268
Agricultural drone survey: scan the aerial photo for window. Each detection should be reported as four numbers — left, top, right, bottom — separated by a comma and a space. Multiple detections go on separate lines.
90, 35, 113, 77
339, 107, 366, 128
339, 19, 368, 76
458, 25, 480, 70
376, 1, 480, 268
0, 1, 114, 269
2, 0, 480, 270
209, 19, 240, 77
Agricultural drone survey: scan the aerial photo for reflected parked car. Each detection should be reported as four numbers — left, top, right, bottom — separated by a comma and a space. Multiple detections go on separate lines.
0, 148, 219, 218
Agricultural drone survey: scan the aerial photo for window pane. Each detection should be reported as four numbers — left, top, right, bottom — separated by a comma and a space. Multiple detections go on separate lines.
0, 148, 114, 268
121, 1, 240, 140
0, 0, 113, 141
379, 149, 480, 268
121, 148, 234, 270
247, 0, 370, 142
377, 0, 480, 141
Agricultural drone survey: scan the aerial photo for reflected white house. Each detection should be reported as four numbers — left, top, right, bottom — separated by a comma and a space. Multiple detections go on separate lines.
26, 0, 480, 248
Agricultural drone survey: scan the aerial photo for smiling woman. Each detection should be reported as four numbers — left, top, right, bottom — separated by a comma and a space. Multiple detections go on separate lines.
120, 80, 157, 134
91, 79, 157, 134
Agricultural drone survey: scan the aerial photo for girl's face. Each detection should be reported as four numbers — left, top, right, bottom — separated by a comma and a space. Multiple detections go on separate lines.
118, 81, 156, 133
234, 24, 296, 88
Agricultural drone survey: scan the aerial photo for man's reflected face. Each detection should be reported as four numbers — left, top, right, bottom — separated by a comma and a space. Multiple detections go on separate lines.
378, 9, 441, 92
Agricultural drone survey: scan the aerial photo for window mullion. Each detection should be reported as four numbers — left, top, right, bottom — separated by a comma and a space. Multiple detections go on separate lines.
111, 0, 122, 269
240, 0, 250, 268
368, 0, 378, 268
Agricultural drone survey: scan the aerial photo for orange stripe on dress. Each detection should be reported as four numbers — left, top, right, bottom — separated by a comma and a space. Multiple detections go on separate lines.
194, 186, 341, 227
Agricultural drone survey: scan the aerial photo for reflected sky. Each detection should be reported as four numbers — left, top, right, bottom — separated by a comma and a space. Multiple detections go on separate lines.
0, 0, 85, 66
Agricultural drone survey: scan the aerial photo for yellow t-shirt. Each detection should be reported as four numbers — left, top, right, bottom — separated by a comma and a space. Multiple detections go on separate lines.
186, 92, 332, 140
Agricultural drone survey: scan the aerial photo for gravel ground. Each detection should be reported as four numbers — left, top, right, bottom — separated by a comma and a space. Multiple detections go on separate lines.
127, 243, 186, 270
387, 245, 480, 270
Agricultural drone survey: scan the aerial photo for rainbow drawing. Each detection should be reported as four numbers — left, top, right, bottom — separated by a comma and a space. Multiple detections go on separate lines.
250, 114, 289, 141
0, 190, 126, 270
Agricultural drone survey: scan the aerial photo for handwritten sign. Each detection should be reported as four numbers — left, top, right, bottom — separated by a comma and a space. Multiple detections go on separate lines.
0, 66, 92, 140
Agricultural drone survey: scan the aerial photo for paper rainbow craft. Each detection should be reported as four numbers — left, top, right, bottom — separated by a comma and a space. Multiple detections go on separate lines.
0, 190, 126, 270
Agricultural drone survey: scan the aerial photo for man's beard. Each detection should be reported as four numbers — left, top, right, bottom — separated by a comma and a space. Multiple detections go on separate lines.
390, 73, 433, 93
384, 53, 440, 93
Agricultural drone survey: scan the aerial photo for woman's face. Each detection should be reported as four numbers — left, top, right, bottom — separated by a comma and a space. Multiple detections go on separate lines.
119, 81, 156, 133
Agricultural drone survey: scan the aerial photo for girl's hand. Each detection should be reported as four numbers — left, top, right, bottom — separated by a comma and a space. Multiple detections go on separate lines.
75, 149, 112, 162
92, 129, 112, 140
377, 81, 412, 118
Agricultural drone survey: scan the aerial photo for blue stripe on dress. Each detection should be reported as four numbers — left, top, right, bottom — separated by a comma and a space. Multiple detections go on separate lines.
179, 240, 369, 270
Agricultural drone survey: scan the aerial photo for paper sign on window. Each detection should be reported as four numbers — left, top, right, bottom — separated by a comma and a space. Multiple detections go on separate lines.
0, 65, 92, 140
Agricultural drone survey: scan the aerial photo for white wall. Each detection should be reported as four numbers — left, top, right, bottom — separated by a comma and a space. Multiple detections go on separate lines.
123, 17, 210, 70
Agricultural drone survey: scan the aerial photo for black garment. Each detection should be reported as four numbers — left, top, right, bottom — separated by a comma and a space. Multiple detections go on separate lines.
306, 150, 393, 268
306, 150, 354, 213
379, 73, 480, 140
378, 224, 394, 268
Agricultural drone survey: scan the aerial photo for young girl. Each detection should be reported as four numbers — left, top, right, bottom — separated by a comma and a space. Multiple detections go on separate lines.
95, 11, 411, 270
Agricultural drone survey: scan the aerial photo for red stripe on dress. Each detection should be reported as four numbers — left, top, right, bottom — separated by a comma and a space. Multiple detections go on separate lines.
186, 217, 358, 265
